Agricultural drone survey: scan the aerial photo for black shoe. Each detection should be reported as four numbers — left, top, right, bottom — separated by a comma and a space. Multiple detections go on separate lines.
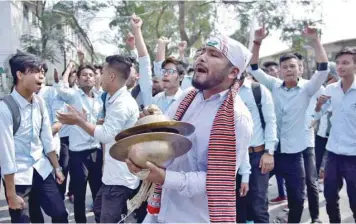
311, 219, 322, 223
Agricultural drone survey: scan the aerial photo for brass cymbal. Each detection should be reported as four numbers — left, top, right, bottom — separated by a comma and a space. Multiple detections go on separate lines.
115, 115, 195, 141
110, 132, 192, 168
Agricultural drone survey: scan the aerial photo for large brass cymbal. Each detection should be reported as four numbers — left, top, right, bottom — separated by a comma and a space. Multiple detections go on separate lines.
115, 115, 195, 141
110, 132, 192, 168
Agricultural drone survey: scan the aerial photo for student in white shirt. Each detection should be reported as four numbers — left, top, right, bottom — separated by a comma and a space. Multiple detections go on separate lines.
313, 62, 339, 178
0, 53, 67, 223
152, 57, 185, 113
53, 65, 77, 200
315, 47, 356, 223
55, 63, 103, 223
93, 65, 104, 97
237, 75, 278, 223
294, 52, 322, 223
249, 25, 329, 223
262, 61, 280, 78
57, 55, 140, 223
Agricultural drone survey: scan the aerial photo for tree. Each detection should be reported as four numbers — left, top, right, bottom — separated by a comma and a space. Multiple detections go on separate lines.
109, 1, 215, 59
109, 0, 322, 60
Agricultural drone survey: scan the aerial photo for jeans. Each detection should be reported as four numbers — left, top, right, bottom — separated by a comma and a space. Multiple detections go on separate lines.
236, 151, 269, 223
93, 184, 135, 223
58, 137, 70, 199
69, 148, 103, 223
315, 135, 328, 176
302, 147, 320, 221
274, 151, 306, 223
4, 170, 68, 223
324, 152, 356, 223
276, 175, 286, 198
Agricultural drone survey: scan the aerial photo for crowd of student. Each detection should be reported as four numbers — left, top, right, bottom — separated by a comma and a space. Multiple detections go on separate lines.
0, 14, 355, 224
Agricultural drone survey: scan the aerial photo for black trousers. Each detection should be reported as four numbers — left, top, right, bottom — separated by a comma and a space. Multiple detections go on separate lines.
93, 184, 135, 223
315, 135, 328, 176
236, 151, 269, 223
273, 151, 306, 223
4, 169, 68, 223
58, 137, 70, 199
69, 148, 103, 223
302, 147, 320, 221
324, 151, 356, 223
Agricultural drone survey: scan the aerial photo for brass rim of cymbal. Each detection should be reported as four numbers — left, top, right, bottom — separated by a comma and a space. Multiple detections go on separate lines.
109, 132, 192, 163
115, 121, 195, 141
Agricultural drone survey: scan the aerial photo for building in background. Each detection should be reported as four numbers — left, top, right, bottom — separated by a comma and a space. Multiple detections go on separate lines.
0, 0, 95, 95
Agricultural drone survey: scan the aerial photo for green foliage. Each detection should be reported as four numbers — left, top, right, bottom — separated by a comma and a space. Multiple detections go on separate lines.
109, 1, 215, 59
110, 0, 322, 59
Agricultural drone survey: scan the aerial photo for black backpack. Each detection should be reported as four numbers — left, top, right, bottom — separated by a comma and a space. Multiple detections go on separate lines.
251, 82, 266, 130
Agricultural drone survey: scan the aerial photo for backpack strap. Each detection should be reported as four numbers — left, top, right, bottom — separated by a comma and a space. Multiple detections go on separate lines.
131, 85, 141, 99
1, 95, 21, 135
251, 82, 266, 130
101, 92, 108, 117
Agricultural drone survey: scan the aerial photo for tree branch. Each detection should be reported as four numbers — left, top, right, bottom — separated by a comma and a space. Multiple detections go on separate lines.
222, 0, 257, 4
178, 1, 189, 43
155, 5, 167, 38
198, 1, 216, 7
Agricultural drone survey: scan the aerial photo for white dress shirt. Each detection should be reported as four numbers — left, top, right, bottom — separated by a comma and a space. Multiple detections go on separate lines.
238, 79, 278, 151
38, 86, 61, 155
301, 80, 325, 148
157, 88, 253, 223
138, 56, 153, 107
152, 88, 183, 113
324, 78, 356, 155
316, 112, 331, 138
249, 67, 328, 154
0, 89, 54, 185
92, 86, 104, 97
55, 81, 103, 151
94, 86, 140, 189
52, 82, 71, 138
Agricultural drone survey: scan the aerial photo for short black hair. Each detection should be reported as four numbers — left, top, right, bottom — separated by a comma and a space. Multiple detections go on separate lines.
42, 62, 48, 74
335, 47, 356, 62
94, 65, 103, 71
262, 61, 278, 68
77, 64, 95, 78
187, 68, 194, 74
105, 55, 133, 80
279, 53, 299, 64
293, 52, 304, 61
9, 53, 42, 85
161, 57, 186, 76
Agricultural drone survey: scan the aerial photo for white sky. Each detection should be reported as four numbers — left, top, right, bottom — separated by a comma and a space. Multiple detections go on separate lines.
88, 0, 356, 57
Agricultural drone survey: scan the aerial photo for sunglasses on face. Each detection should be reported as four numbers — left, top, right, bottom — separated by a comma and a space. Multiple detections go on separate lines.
161, 68, 177, 75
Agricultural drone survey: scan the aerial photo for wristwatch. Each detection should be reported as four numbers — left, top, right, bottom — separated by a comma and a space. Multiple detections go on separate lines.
55, 167, 63, 172
264, 149, 274, 156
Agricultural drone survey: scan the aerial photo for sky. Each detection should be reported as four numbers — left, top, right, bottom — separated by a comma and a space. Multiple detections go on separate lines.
88, 0, 356, 58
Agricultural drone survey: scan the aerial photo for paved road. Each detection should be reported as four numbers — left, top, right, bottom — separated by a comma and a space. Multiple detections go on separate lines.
0, 177, 353, 223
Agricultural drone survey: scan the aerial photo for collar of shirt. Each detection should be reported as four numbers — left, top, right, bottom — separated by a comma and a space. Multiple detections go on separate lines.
11, 88, 39, 109
169, 88, 183, 101
108, 86, 128, 104
337, 78, 356, 91
197, 88, 229, 102
78, 87, 94, 98
279, 78, 303, 90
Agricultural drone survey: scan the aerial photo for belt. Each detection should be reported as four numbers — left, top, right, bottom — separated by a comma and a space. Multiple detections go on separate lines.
249, 144, 265, 153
